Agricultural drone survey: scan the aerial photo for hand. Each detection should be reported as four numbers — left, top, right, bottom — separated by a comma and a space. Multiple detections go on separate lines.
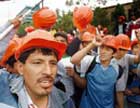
10, 16, 22, 28
92, 34, 103, 47
65, 66, 75, 77
124, 89, 134, 96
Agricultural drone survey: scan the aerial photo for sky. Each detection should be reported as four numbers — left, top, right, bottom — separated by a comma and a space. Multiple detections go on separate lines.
0, 0, 133, 26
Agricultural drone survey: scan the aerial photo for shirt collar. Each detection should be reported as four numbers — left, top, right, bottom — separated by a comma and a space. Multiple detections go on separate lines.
24, 86, 38, 108
96, 55, 118, 73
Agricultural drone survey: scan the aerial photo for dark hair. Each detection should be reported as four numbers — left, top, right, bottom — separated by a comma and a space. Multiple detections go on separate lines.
54, 32, 68, 43
18, 48, 58, 64
6, 55, 16, 68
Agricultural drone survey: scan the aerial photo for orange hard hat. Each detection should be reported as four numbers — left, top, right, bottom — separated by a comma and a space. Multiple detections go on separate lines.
116, 34, 131, 50
32, 7, 57, 29
102, 35, 118, 51
0, 37, 21, 67
15, 29, 66, 61
73, 6, 93, 32
86, 24, 96, 35
81, 32, 94, 41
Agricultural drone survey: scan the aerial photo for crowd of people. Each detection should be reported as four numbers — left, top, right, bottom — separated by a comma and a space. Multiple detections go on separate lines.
0, 4, 140, 108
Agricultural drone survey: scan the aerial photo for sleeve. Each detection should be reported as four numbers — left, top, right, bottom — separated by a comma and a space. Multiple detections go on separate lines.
78, 55, 94, 77
0, 22, 16, 59
126, 54, 135, 65
64, 98, 76, 108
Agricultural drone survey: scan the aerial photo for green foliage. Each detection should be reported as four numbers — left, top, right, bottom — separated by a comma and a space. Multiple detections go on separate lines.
111, 4, 125, 22
53, 11, 74, 32
16, 21, 33, 37
92, 7, 109, 27
110, 4, 125, 33
131, 0, 140, 18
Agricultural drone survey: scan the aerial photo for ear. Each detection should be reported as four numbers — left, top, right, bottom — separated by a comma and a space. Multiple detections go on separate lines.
15, 61, 24, 75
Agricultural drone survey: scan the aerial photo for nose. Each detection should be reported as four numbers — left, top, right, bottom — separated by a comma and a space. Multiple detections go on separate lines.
100, 47, 106, 54
42, 62, 52, 75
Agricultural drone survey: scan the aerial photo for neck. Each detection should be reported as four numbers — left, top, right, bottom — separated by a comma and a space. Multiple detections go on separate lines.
32, 95, 48, 108
100, 60, 110, 67
113, 54, 121, 60
25, 87, 49, 108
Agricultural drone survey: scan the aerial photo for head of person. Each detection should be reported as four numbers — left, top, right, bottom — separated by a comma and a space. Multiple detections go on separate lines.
54, 32, 68, 45
32, 7, 57, 30
131, 15, 136, 21
81, 31, 94, 48
118, 16, 125, 24
135, 28, 140, 41
99, 35, 118, 62
103, 27, 108, 35
0, 37, 21, 73
131, 39, 140, 55
15, 29, 66, 97
115, 34, 131, 59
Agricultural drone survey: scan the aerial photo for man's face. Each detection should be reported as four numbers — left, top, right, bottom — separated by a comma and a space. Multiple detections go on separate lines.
99, 45, 114, 61
132, 43, 140, 55
115, 49, 128, 59
17, 50, 57, 97
55, 36, 68, 45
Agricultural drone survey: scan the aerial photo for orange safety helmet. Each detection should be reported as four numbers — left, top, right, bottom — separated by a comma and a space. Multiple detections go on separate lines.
15, 29, 66, 61
73, 6, 93, 32
0, 37, 21, 67
86, 24, 96, 35
81, 32, 95, 41
116, 34, 131, 50
32, 7, 57, 29
102, 35, 118, 51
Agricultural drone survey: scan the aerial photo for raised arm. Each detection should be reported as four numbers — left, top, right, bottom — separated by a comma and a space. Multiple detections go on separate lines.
71, 35, 102, 65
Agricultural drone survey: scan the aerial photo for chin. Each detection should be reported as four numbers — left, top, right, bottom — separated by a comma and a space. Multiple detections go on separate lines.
41, 86, 53, 95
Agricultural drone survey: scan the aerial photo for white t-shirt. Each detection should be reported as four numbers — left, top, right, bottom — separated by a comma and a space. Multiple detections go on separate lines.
75, 55, 119, 78
116, 54, 135, 91
57, 56, 74, 97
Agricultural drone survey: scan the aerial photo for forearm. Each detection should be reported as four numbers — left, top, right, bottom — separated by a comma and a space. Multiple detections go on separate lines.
71, 42, 95, 65
73, 72, 86, 89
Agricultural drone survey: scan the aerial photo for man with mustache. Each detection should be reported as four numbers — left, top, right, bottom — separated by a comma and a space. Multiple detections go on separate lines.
1, 29, 75, 108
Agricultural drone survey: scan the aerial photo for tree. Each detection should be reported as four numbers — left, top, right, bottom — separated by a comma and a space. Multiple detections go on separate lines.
92, 7, 109, 27
131, 0, 140, 19
53, 11, 74, 32
111, 4, 125, 23
110, 4, 125, 33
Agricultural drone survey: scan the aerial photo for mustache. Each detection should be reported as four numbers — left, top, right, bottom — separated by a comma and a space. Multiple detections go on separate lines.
37, 75, 54, 82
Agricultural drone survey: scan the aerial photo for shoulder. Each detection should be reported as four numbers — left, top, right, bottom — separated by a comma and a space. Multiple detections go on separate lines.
51, 87, 75, 108
0, 103, 16, 108
110, 58, 119, 74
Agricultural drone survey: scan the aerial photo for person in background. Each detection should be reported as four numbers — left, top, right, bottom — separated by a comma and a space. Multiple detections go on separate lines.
114, 34, 140, 108
125, 39, 140, 108
114, 15, 127, 35
0, 37, 21, 108
126, 15, 140, 39
54, 32, 75, 98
